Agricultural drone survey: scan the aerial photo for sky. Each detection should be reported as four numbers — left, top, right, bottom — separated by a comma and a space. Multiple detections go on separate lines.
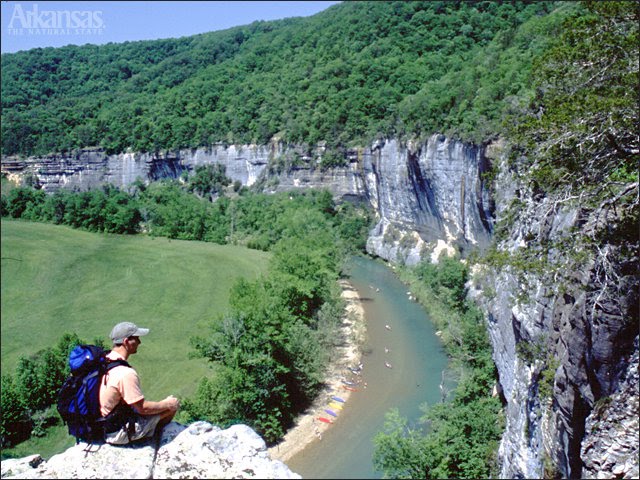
1, 1, 340, 54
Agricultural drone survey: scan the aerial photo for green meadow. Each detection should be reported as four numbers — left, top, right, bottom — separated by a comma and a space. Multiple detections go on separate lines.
1, 219, 270, 402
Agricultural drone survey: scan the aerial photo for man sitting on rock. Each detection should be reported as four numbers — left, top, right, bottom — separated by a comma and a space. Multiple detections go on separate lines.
99, 322, 180, 444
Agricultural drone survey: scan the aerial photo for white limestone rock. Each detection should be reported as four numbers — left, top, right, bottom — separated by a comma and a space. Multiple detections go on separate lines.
153, 422, 300, 479
0, 455, 44, 478
0, 422, 300, 480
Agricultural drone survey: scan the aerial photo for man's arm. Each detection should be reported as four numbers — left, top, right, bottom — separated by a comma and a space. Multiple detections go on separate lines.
130, 395, 179, 416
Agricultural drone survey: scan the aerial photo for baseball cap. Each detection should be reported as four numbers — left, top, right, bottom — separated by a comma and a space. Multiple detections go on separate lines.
110, 322, 150, 344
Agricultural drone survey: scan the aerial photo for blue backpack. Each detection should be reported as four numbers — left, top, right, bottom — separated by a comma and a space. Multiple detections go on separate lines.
57, 345, 130, 443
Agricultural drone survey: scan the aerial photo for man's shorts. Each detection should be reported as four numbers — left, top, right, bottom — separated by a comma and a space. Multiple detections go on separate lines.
104, 413, 163, 445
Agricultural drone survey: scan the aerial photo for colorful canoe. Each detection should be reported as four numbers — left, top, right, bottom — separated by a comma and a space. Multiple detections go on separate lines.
342, 385, 358, 392
331, 396, 345, 403
324, 409, 338, 417
318, 417, 332, 424
329, 402, 343, 410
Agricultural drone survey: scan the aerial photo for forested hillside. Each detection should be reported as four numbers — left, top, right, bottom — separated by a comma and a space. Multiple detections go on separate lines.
2, 1, 567, 157
2, 1, 637, 476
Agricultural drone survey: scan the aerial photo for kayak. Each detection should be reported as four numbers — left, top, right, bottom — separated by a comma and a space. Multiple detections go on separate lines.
328, 402, 343, 410
331, 396, 345, 403
342, 380, 357, 386
324, 409, 338, 417
342, 386, 358, 392
318, 417, 332, 424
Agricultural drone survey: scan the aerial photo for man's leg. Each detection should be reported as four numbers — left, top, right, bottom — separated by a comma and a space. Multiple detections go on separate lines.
151, 409, 177, 445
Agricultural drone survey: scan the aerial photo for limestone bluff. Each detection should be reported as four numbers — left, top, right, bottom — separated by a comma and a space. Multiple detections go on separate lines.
1, 134, 494, 264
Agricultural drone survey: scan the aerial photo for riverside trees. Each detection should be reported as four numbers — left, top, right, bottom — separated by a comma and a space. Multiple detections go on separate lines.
186, 215, 344, 442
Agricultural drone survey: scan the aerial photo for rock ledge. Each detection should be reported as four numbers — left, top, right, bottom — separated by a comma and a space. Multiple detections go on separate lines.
1, 422, 300, 479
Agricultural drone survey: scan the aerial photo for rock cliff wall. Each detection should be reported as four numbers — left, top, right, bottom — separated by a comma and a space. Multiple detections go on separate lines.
581, 337, 639, 479
0, 144, 274, 192
0, 422, 299, 479
361, 136, 494, 263
0, 134, 494, 265
472, 150, 639, 478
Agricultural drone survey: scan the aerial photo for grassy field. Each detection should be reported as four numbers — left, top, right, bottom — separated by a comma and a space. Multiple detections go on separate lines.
1, 219, 270, 402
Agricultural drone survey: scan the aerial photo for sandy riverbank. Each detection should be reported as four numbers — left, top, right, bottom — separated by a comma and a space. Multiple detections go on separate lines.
267, 279, 366, 463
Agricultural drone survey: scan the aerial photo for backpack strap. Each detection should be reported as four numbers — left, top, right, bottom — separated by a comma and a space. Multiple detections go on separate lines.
102, 402, 135, 435
102, 358, 130, 386
105, 359, 130, 370
100, 359, 135, 437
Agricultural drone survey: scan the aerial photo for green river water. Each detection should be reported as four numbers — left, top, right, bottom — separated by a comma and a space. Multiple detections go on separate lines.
287, 256, 451, 478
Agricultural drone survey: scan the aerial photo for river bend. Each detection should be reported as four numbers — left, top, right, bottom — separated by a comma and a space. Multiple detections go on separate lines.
288, 256, 450, 478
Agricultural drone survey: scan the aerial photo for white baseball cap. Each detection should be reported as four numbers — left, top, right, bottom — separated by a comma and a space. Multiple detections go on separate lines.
110, 322, 150, 344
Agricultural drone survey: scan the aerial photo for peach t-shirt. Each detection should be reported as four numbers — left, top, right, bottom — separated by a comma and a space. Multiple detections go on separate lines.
99, 351, 144, 417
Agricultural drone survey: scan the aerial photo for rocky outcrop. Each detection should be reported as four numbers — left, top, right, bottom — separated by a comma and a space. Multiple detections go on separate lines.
581, 337, 639, 479
474, 148, 640, 478
0, 422, 300, 479
0, 144, 274, 192
1, 134, 494, 265
361, 135, 494, 263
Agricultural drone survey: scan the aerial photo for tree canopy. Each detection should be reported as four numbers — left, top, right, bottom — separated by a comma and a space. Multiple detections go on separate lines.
2, 1, 566, 157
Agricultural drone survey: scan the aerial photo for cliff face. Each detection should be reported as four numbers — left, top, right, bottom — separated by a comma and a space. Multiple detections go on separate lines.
0, 422, 300, 479
0, 134, 494, 264
0, 145, 273, 192
581, 337, 639, 479
473, 151, 639, 478
361, 136, 494, 263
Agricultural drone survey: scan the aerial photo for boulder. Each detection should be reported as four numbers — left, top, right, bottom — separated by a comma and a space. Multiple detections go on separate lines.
0, 422, 300, 479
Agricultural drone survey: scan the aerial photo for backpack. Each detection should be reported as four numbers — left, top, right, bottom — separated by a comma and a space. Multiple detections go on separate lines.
57, 344, 131, 444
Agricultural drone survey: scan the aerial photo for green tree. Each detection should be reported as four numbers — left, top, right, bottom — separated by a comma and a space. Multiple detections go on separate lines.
416, 255, 468, 310
0, 333, 84, 447
373, 408, 427, 479
435, 255, 468, 310
5, 187, 45, 219
103, 188, 141, 233
508, 1, 639, 196
188, 276, 297, 442
2, 1, 561, 156
187, 164, 231, 198
40, 189, 70, 224
0, 374, 30, 448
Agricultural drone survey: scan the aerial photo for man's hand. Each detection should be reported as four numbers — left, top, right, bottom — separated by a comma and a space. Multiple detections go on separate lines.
163, 395, 180, 412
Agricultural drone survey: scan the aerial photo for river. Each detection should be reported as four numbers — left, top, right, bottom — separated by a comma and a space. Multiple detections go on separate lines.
287, 255, 451, 478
